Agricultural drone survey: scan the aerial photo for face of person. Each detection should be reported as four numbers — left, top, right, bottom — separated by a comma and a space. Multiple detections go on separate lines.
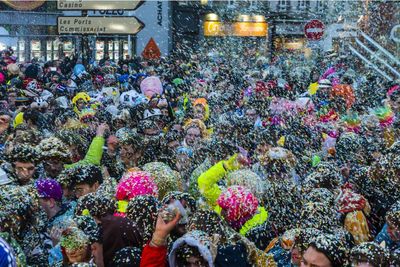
75, 183, 98, 199
246, 108, 258, 123
175, 153, 190, 172
184, 256, 208, 267
91, 242, 103, 267
0, 114, 10, 131
144, 127, 160, 136
185, 127, 201, 147
44, 159, 64, 178
14, 161, 36, 185
390, 95, 400, 113
194, 105, 205, 120
120, 144, 142, 167
7, 92, 16, 107
291, 246, 301, 265
39, 198, 56, 217
65, 246, 90, 263
69, 145, 81, 163
301, 246, 332, 267
167, 140, 180, 151
76, 99, 87, 111
387, 220, 400, 241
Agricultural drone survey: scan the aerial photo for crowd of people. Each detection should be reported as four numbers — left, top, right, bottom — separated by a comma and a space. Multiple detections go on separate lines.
0, 41, 399, 267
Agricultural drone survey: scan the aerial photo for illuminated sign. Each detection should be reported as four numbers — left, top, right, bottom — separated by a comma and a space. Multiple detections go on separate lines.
203, 21, 224, 36
233, 22, 267, 37
203, 21, 267, 37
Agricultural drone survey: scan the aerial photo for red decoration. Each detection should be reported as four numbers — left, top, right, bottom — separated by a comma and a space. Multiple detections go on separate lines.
304, 19, 325, 40
141, 38, 161, 60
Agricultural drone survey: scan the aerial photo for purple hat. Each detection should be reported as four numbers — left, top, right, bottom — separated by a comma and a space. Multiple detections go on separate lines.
35, 178, 63, 201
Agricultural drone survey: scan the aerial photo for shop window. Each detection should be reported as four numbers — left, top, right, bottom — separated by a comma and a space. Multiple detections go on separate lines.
96, 40, 105, 61
123, 41, 129, 58
63, 41, 74, 58
30, 40, 42, 60
17, 41, 25, 63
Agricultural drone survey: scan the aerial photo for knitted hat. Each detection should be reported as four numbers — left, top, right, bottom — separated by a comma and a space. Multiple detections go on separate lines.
37, 137, 70, 161
308, 233, 348, 266
299, 202, 338, 232
169, 230, 217, 267
115, 171, 158, 201
72, 165, 103, 186
350, 242, 389, 267
142, 162, 183, 200
60, 226, 90, 252
74, 215, 102, 244
304, 188, 335, 206
7, 63, 19, 75
226, 169, 268, 200
8, 144, 39, 164
217, 186, 258, 224
35, 178, 63, 201
140, 76, 163, 98
75, 192, 116, 218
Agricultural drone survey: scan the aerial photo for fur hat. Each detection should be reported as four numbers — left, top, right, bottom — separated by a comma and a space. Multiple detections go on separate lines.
169, 230, 217, 267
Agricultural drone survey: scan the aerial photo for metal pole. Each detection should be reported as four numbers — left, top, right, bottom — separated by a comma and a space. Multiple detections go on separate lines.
128, 35, 132, 57
128, 11, 132, 57
81, 10, 88, 66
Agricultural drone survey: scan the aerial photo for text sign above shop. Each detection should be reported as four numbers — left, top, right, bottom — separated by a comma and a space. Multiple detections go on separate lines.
57, 0, 143, 10
57, 17, 144, 35
204, 21, 267, 37
304, 20, 325, 40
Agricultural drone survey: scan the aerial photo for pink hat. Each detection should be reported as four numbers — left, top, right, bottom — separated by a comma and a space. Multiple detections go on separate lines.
140, 76, 163, 98
0, 72, 5, 84
217, 186, 258, 223
116, 171, 158, 200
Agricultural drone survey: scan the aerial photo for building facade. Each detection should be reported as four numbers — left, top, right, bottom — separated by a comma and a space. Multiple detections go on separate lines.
0, 0, 172, 62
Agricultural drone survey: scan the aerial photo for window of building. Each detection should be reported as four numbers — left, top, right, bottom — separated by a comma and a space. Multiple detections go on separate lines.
278, 0, 290, 12
316, 0, 325, 13
298, 0, 307, 11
